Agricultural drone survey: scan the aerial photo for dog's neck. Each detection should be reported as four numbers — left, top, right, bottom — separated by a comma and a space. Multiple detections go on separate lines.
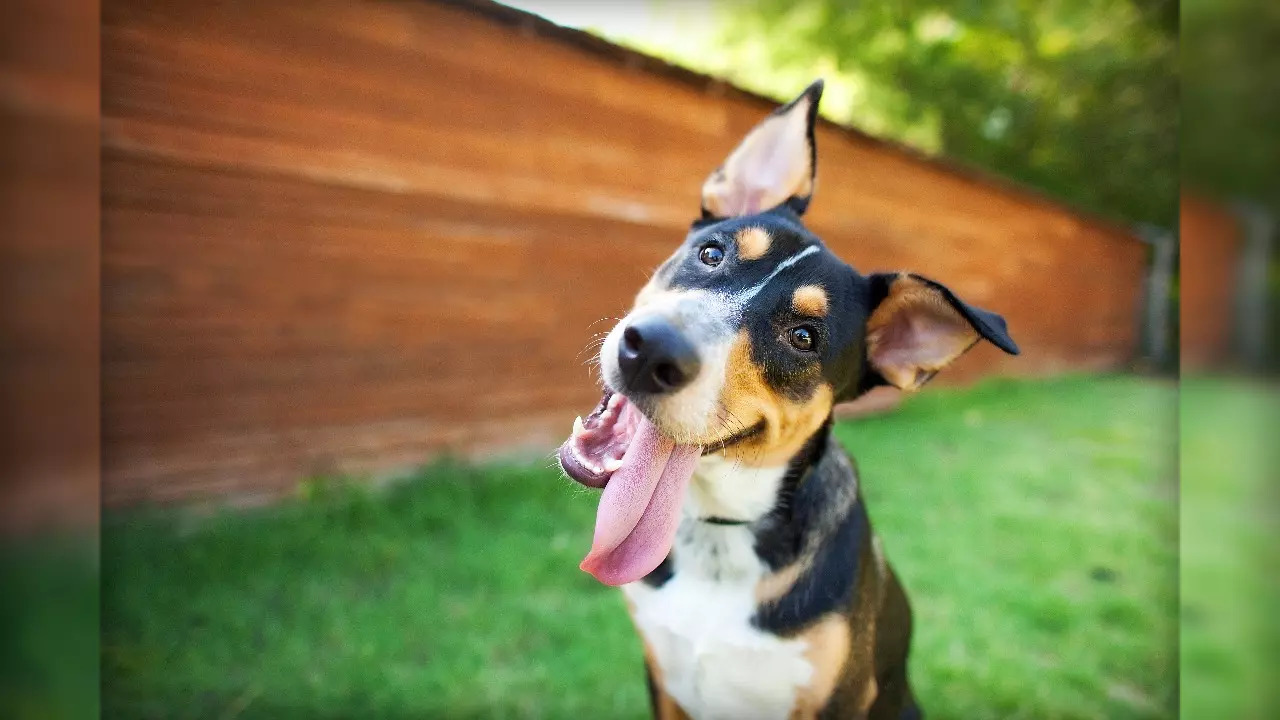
685, 417, 836, 527
661, 417, 864, 589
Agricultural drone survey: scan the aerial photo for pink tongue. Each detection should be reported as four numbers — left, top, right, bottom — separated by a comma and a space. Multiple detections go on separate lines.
580, 415, 701, 586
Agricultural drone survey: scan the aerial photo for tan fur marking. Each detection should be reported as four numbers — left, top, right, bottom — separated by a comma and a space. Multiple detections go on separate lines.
866, 273, 979, 391
645, 642, 691, 720
791, 284, 829, 317
736, 227, 772, 260
755, 559, 809, 604
717, 332, 834, 467
857, 676, 880, 714
790, 614, 852, 718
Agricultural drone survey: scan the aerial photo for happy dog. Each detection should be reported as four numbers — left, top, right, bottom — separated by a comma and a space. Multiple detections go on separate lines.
558, 80, 1018, 720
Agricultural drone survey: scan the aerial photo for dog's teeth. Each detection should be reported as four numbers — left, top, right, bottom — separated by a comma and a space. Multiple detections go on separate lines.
569, 444, 603, 474
608, 394, 623, 410
572, 416, 585, 437
603, 457, 624, 473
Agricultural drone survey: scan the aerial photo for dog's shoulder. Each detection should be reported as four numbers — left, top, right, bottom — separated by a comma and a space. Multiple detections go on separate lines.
752, 444, 877, 634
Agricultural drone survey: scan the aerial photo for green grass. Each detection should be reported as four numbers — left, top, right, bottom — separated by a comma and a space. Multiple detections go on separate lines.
102, 375, 1178, 719
1, 539, 100, 720
1179, 377, 1280, 719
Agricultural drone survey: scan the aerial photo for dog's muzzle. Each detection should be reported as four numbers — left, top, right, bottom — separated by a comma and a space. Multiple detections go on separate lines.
616, 315, 701, 396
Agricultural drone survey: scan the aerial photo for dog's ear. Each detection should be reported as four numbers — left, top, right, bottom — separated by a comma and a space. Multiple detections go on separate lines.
862, 273, 1019, 392
701, 79, 824, 220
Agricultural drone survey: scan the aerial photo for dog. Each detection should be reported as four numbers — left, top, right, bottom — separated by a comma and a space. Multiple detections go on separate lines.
558, 79, 1018, 720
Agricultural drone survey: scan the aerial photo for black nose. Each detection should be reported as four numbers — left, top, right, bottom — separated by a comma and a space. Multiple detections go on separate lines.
617, 316, 701, 395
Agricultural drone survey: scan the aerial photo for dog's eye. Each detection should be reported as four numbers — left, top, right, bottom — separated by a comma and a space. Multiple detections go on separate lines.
788, 326, 816, 352
698, 244, 725, 267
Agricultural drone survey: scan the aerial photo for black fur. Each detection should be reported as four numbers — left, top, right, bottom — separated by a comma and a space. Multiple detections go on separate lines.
616, 80, 1018, 719
640, 554, 673, 588
752, 485, 869, 634
752, 419, 832, 571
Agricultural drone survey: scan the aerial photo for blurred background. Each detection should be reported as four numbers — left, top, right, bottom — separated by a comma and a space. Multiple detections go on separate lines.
1, 0, 1275, 718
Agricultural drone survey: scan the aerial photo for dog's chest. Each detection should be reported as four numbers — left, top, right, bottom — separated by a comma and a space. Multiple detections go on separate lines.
623, 521, 813, 720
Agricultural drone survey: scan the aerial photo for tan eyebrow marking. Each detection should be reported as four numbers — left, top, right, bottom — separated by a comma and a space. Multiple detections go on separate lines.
736, 227, 771, 260
791, 284, 829, 316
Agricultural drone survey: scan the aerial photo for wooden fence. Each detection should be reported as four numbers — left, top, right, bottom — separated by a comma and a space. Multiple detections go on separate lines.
102, 0, 1147, 505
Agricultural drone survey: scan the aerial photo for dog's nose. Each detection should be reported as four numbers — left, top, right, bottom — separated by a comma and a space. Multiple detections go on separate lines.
617, 316, 701, 395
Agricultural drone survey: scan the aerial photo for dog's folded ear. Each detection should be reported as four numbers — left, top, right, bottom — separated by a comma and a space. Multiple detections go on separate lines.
701, 79, 824, 220
862, 273, 1019, 392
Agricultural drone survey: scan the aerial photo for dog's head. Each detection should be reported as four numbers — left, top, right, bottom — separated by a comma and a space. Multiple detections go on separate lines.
561, 81, 1018, 585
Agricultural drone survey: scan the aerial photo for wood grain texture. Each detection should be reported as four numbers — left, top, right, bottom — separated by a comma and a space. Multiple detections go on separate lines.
101, 0, 1146, 505
1, 0, 101, 531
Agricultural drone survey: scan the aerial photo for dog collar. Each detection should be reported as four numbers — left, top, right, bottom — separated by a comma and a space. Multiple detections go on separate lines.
699, 516, 751, 526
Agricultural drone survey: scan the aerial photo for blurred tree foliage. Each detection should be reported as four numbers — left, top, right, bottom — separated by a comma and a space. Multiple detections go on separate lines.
1182, 0, 1280, 204
614, 0, 1178, 228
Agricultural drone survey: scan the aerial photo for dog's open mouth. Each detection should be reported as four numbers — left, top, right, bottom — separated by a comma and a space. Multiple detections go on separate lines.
558, 390, 633, 489
560, 391, 766, 488
558, 389, 702, 586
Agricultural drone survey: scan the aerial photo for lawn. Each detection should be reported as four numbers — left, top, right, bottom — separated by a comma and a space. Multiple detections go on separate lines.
102, 375, 1178, 719
1179, 377, 1280, 719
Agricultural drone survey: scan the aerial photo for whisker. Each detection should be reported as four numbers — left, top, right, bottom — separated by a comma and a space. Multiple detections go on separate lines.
583, 316, 620, 332
706, 408, 753, 456
574, 335, 609, 358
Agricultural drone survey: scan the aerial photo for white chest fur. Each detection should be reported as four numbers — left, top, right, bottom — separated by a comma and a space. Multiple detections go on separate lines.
623, 460, 813, 720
